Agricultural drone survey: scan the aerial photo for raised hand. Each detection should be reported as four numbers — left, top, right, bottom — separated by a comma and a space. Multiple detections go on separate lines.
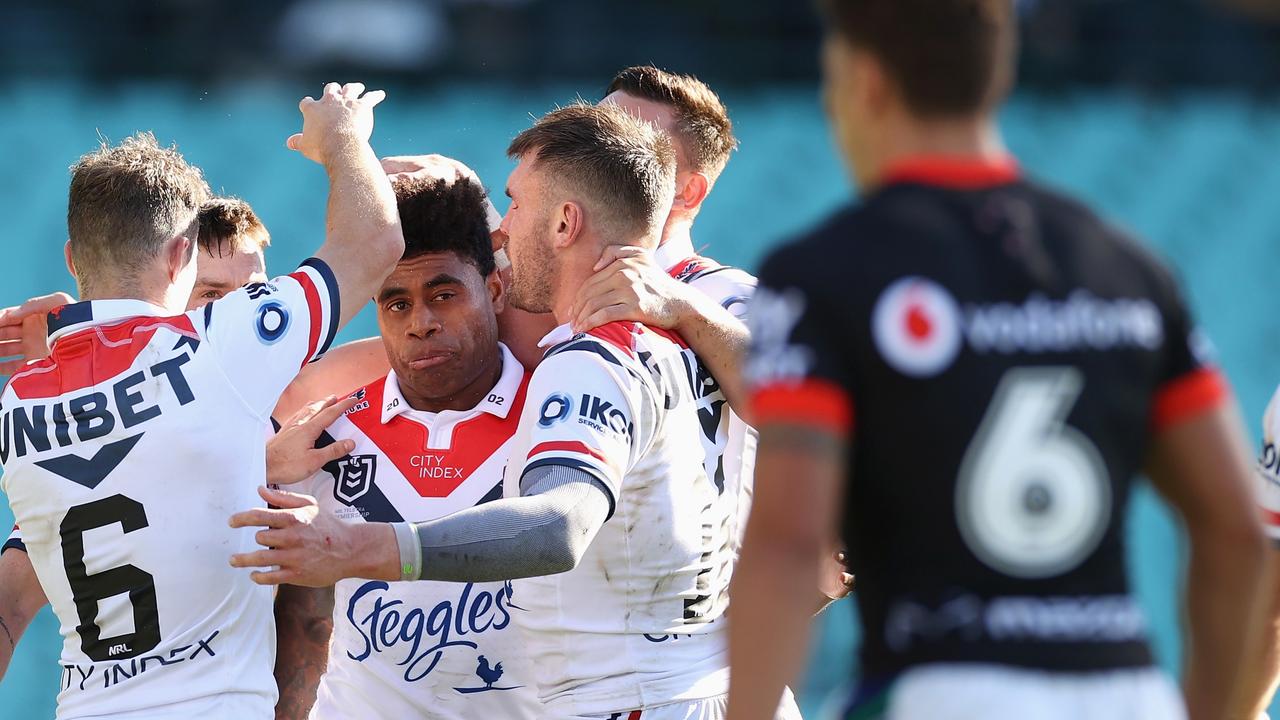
286, 82, 387, 165
0, 291, 75, 375
571, 245, 690, 333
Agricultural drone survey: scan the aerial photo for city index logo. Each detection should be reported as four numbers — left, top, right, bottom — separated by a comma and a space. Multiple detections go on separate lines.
346, 580, 522, 687
537, 393, 633, 438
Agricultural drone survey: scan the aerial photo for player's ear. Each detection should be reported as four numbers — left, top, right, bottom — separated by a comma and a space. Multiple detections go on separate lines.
486, 268, 506, 314
553, 201, 583, 249
676, 172, 710, 214
166, 235, 195, 282
858, 47, 892, 118
63, 240, 78, 280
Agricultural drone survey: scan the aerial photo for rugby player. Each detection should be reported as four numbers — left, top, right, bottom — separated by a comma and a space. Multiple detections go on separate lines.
1249, 390, 1280, 717
271, 175, 542, 719
0, 81, 404, 719
728, 2, 1269, 719
0, 195, 276, 680
233, 102, 794, 719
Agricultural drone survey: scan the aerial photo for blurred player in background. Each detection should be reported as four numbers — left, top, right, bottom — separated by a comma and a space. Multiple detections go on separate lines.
728, 1, 1269, 719
0, 195, 276, 682
0, 82, 403, 718
270, 175, 544, 720
232, 102, 796, 720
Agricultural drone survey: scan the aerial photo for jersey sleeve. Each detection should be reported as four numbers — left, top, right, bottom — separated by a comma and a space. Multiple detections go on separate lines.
518, 348, 645, 516
1146, 266, 1228, 433
685, 266, 757, 321
3, 524, 24, 554
745, 245, 854, 437
1257, 386, 1280, 545
194, 258, 341, 418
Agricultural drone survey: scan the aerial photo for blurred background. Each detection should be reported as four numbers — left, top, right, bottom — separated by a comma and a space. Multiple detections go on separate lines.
2, 0, 1280, 716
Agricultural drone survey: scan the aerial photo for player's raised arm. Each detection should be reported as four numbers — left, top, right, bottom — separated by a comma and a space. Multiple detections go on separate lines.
290, 82, 403, 329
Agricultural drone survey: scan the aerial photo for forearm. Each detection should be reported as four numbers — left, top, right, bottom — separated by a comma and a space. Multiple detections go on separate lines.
273, 585, 335, 720
727, 533, 819, 720
673, 290, 750, 414
1183, 530, 1269, 720
318, 139, 403, 326
0, 550, 47, 681
1214, 546, 1280, 720
406, 468, 610, 583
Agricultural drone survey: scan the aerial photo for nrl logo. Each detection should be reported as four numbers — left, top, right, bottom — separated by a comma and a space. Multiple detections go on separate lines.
334, 455, 377, 505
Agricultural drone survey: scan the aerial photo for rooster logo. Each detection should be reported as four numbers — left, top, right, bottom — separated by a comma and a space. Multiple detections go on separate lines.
476, 656, 503, 688
454, 654, 522, 694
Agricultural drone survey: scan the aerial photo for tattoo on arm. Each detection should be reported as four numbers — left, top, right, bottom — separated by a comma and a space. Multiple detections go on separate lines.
274, 585, 335, 720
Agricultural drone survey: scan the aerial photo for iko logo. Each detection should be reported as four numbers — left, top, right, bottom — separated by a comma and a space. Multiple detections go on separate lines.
872, 277, 963, 378
334, 455, 376, 504
345, 580, 523, 688
538, 393, 573, 428
254, 301, 290, 345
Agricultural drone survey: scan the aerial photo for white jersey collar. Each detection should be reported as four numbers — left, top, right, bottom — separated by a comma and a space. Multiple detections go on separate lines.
654, 234, 696, 272
47, 299, 171, 344
380, 343, 524, 425
537, 323, 576, 350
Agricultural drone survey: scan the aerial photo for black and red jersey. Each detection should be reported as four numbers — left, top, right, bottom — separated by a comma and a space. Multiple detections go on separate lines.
746, 156, 1227, 679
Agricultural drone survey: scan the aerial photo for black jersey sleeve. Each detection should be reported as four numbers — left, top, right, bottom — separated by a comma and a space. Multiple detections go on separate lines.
1147, 262, 1229, 432
745, 243, 855, 436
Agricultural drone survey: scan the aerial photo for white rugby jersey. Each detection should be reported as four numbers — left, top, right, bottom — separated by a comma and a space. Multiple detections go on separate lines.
502, 321, 734, 716
0, 259, 339, 720
657, 236, 758, 552
1258, 384, 1280, 543
295, 344, 542, 720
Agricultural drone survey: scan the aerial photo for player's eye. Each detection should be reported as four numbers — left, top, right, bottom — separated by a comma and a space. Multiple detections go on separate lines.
388, 300, 409, 312
201, 290, 222, 300
432, 291, 457, 302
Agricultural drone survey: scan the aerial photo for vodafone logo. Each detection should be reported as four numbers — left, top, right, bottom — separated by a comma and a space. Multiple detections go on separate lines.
873, 277, 962, 377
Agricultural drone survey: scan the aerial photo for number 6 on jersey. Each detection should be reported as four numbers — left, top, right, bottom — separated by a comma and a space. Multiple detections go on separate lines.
955, 367, 1111, 579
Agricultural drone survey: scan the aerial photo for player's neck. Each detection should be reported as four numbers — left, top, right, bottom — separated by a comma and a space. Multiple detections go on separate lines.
399, 350, 505, 414
862, 117, 1008, 192
659, 217, 694, 251
78, 283, 185, 315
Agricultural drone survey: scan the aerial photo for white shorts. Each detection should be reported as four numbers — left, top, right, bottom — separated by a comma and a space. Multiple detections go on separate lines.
571, 687, 802, 720
877, 664, 1185, 720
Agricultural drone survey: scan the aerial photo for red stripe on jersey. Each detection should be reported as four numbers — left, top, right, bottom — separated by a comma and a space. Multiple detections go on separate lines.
667, 255, 719, 282
647, 326, 690, 349
586, 322, 639, 358
289, 270, 323, 365
628, 711, 642, 720
1263, 508, 1280, 528
528, 440, 610, 467
881, 155, 1020, 190
1150, 368, 1229, 433
750, 379, 854, 435
345, 375, 530, 498
8, 315, 198, 400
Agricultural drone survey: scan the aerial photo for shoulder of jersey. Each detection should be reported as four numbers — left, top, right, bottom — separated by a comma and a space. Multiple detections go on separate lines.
670, 253, 754, 283
337, 377, 387, 428
543, 322, 688, 365
4, 313, 199, 402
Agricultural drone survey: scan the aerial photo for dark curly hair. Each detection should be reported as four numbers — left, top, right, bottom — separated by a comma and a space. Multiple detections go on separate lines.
393, 175, 495, 277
